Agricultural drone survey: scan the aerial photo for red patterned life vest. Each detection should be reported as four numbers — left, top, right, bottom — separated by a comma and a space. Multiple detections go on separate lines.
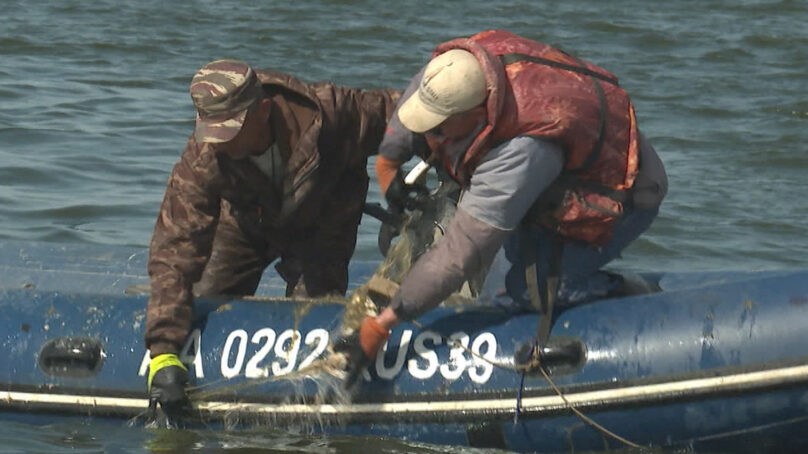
432, 30, 641, 246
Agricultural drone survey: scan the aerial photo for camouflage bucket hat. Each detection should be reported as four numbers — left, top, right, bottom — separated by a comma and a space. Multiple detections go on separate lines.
190, 59, 263, 143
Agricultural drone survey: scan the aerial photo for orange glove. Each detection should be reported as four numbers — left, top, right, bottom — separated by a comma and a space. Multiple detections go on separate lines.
358, 316, 391, 360
334, 316, 391, 388
376, 156, 402, 196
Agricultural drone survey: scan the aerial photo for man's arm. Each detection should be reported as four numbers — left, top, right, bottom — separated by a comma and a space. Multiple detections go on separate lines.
376, 67, 429, 194
390, 136, 565, 320
145, 139, 223, 356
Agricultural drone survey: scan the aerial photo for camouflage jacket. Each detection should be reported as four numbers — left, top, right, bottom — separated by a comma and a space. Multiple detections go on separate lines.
145, 70, 400, 356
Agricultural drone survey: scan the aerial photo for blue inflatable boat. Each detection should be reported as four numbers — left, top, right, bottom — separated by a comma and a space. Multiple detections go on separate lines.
1, 240, 807, 453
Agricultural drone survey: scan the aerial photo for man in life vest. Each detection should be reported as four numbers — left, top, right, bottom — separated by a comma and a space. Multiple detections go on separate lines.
145, 60, 399, 418
339, 30, 667, 385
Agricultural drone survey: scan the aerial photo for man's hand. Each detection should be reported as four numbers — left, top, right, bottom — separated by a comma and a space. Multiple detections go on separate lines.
385, 170, 429, 213
334, 317, 391, 389
147, 353, 191, 422
377, 170, 421, 257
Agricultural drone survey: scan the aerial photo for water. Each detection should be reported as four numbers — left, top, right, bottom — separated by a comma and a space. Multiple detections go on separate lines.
0, 0, 806, 452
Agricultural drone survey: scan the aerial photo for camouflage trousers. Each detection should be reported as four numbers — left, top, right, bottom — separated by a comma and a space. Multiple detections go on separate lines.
192, 202, 345, 299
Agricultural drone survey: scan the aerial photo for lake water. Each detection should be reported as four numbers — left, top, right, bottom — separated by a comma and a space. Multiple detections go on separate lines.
0, 0, 806, 452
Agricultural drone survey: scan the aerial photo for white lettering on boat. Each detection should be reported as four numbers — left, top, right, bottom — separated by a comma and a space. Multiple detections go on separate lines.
221, 329, 249, 378
376, 329, 413, 379
408, 331, 442, 379
140, 328, 499, 383
138, 328, 204, 379
299, 329, 329, 369
439, 332, 469, 380
245, 328, 276, 378
180, 329, 204, 378
469, 332, 496, 383
271, 329, 301, 376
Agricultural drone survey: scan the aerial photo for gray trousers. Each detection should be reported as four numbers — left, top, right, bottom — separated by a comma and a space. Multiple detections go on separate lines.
480, 204, 661, 309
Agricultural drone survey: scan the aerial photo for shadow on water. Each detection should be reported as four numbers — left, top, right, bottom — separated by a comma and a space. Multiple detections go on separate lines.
0, 418, 713, 453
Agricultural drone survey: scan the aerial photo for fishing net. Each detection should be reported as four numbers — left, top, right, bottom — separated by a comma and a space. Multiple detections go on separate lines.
340, 177, 485, 334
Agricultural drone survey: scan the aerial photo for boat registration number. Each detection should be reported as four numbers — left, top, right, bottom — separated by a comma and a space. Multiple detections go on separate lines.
139, 328, 498, 383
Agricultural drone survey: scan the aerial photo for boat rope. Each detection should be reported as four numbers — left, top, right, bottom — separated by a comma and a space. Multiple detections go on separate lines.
534, 358, 642, 449
514, 370, 526, 424
409, 319, 643, 450
240, 295, 351, 304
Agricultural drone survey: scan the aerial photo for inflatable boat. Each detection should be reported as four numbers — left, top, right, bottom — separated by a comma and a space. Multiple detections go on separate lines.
1, 240, 807, 453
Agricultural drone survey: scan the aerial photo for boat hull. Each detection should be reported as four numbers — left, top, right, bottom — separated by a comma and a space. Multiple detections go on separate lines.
1, 241, 807, 452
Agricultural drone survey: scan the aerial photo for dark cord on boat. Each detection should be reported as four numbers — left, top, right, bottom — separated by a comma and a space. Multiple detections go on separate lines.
409, 319, 643, 450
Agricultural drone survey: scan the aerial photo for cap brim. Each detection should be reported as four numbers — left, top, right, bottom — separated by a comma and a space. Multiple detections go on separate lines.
194, 108, 249, 143
397, 93, 449, 134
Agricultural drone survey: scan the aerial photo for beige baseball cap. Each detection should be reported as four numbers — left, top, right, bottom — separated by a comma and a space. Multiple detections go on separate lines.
398, 49, 487, 133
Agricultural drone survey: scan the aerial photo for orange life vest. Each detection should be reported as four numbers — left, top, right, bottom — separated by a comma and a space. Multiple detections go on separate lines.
432, 30, 641, 245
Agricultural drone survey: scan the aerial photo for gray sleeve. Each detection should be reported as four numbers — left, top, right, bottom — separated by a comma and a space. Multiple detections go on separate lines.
458, 136, 565, 231
378, 67, 427, 162
390, 136, 565, 320
391, 207, 510, 321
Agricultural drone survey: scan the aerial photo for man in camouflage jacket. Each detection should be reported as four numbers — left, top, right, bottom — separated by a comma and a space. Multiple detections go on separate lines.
144, 59, 399, 418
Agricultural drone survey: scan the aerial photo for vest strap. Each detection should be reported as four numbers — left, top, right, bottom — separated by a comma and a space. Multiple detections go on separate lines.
499, 53, 612, 174
500, 53, 619, 86
522, 230, 563, 347
569, 55, 608, 174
